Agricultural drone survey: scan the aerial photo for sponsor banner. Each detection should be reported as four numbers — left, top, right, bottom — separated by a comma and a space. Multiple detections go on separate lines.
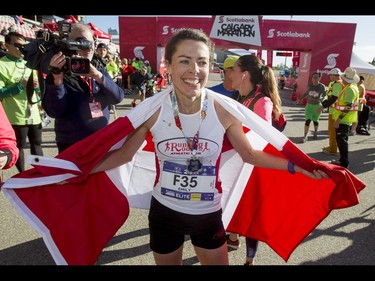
157, 16, 212, 43
210, 16, 262, 46
262, 20, 312, 49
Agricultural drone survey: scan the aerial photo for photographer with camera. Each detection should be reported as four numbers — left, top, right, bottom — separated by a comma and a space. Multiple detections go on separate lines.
42, 23, 125, 154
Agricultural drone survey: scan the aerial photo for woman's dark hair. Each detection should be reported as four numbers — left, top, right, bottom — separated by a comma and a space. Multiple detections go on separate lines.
164, 28, 214, 67
5, 32, 25, 44
236, 54, 282, 119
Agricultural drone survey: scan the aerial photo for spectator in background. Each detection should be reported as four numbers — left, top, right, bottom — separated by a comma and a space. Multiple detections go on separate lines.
350, 75, 368, 135
120, 58, 136, 93
114, 56, 123, 87
0, 32, 44, 172
229, 54, 283, 265
0, 102, 19, 171
92, 42, 108, 70
330, 67, 359, 168
155, 73, 165, 92
209, 55, 239, 97
132, 57, 144, 71
115, 56, 122, 69
356, 77, 371, 136
106, 53, 120, 80
106, 53, 121, 115
144, 60, 152, 74
42, 23, 124, 154
296, 72, 326, 143
129, 66, 152, 107
317, 68, 343, 156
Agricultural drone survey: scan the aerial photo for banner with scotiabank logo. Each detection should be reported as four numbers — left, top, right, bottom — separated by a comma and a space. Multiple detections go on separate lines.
261, 20, 313, 49
157, 17, 212, 43
119, 16, 356, 94
209, 16, 262, 46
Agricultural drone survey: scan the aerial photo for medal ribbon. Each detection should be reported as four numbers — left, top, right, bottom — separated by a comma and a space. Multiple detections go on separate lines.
171, 91, 208, 157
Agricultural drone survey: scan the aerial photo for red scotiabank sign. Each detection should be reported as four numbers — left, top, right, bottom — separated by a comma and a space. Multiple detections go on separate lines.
119, 16, 356, 95
157, 17, 212, 43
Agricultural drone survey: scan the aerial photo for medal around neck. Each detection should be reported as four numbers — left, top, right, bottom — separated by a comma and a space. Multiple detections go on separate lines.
170, 91, 207, 174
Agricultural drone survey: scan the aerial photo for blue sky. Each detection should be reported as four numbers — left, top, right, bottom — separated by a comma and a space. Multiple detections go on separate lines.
85, 15, 375, 66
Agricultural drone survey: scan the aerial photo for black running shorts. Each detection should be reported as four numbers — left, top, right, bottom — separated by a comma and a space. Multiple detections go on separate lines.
148, 196, 226, 254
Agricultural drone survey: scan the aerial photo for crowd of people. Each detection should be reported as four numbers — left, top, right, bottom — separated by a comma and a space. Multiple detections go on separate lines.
0, 24, 372, 266
0, 22, 170, 161
294, 66, 371, 168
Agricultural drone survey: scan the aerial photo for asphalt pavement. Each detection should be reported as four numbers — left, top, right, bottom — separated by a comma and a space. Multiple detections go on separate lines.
1, 73, 374, 266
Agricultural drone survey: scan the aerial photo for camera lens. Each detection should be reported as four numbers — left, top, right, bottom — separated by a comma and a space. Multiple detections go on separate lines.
69, 58, 90, 75
71, 59, 87, 73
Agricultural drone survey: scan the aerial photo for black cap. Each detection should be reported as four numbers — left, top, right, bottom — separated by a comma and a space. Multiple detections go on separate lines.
97, 43, 108, 50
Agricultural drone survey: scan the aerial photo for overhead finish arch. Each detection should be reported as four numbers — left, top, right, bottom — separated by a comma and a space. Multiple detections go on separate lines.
119, 16, 356, 95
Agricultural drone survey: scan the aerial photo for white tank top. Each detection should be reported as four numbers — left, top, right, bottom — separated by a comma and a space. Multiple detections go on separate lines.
150, 90, 226, 215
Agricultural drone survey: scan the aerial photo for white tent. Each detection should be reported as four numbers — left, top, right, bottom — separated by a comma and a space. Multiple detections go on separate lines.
350, 52, 375, 90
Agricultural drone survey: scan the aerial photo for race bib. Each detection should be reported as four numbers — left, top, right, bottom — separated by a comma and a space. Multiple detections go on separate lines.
160, 161, 216, 201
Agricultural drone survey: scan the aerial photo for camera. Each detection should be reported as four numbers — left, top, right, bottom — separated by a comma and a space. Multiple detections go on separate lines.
57, 56, 91, 75
50, 37, 92, 75
20, 21, 93, 76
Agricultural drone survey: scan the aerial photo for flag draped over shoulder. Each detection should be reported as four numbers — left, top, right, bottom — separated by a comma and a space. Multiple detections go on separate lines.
1, 87, 366, 265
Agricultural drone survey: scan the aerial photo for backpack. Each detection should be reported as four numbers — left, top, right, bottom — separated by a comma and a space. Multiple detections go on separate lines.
248, 93, 287, 132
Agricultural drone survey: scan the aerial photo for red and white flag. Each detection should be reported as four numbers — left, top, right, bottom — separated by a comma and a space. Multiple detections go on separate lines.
1, 88, 366, 265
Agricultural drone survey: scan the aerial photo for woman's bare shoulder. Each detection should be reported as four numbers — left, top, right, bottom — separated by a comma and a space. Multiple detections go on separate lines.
213, 100, 239, 130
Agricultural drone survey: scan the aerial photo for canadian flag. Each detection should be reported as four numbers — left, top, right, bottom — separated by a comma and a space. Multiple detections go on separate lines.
1, 88, 366, 265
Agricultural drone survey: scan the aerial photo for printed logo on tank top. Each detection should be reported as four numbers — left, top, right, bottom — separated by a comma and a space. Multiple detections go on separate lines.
156, 137, 220, 159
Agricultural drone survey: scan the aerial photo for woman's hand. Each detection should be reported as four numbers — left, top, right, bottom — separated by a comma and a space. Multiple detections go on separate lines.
296, 166, 329, 180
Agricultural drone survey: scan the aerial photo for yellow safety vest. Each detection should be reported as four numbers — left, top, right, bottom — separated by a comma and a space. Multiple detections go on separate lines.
326, 80, 344, 114
332, 83, 359, 124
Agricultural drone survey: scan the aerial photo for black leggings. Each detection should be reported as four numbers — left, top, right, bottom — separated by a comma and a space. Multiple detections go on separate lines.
305, 120, 319, 126
335, 123, 350, 168
358, 105, 370, 126
12, 124, 43, 172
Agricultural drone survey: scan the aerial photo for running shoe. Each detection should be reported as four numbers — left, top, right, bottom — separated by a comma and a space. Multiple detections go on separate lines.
226, 234, 240, 249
